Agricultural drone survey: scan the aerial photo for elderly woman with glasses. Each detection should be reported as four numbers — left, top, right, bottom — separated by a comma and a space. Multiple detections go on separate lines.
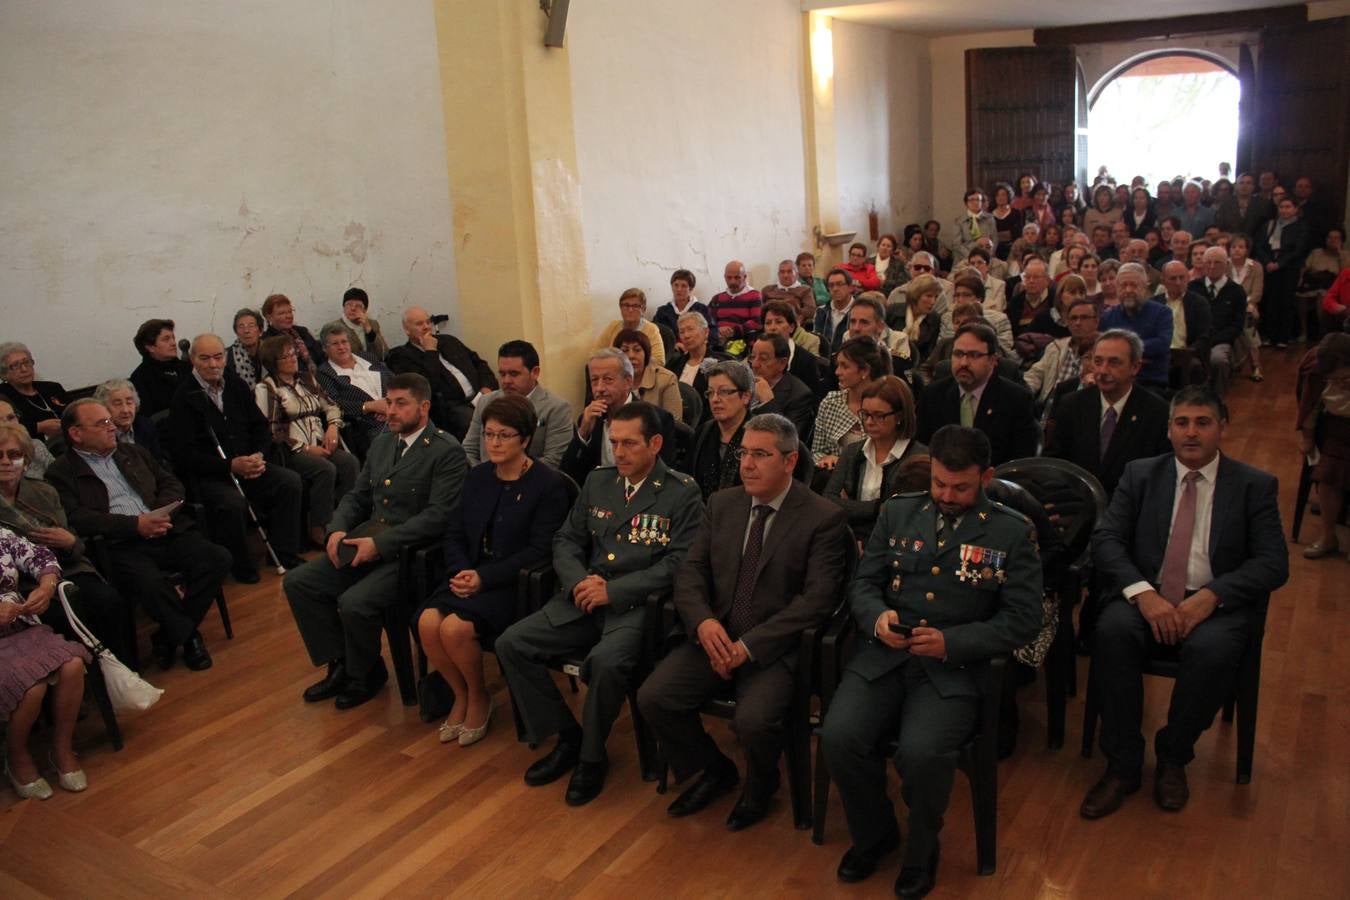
261, 294, 324, 373
417, 395, 570, 747
226, 308, 265, 389
92, 379, 165, 462
594, 288, 667, 367
0, 422, 133, 665
614, 329, 682, 422
823, 376, 926, 542
0, 401, 54, 479
0, 343, 68, 441
255, 336, 358, 547
315, 322, 392, 462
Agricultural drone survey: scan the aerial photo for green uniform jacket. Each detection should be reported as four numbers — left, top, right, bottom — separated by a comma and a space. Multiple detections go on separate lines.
543, 459, 702, 636
329, 427, 467, 561
847, 490, 1043, 698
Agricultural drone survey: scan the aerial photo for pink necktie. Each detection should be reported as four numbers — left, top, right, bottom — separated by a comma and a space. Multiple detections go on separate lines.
1159, 471, 1201, 605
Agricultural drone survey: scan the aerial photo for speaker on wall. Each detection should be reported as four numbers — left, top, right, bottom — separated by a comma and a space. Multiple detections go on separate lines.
543, 0, 570, 48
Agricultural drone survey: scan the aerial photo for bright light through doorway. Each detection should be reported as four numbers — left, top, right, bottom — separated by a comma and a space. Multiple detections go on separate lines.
1088, 57, 1240, 191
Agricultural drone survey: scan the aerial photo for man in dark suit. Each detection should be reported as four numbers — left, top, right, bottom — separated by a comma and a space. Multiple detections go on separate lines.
168, 334, 304, 582
748, 334, 815, 445
384, 306, 497, 440
639, 413, 850, 831
1045, 330, 1171, 497
283, 373, 466, 709
48, 398, 231, 671
560, 348, 676, 485
814, 268, 855, 358
1081, 386, 1288, 820
1190, 246, 1247, 399
496, 403, 702, 807
820, 426, 1042, 897
915, 322, 1038, 467
1159, 261, 1212, 387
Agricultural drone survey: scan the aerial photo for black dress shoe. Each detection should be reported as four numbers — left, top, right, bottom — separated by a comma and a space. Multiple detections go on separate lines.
277, 553, 307, 571
726, 768, 779, 831
303, 661, 349, 703
1079, 771, 1141, 820
524, 737, 582, 786
836, 823, 900, 883
1154, 762, 1189, 812
667, 758, 739, 817
334, 659, 388, 710
150, 633, 176, 671
182, 632, 213, 671
231, 565, 261, 585
565, 759, 609, 807
895, 843, 939, 899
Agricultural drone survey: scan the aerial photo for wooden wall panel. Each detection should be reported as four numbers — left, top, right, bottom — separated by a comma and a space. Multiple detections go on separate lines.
966, 47, 1077, 194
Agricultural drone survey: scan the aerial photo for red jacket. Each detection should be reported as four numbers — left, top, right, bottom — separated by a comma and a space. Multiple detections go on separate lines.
840, 262, 881, 292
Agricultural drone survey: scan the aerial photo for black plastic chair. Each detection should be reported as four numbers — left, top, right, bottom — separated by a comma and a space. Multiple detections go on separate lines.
677, 381, 703, 431
994, 457, 1107, 728
810, 636, 1008, 876
1080, 604, 1266, 785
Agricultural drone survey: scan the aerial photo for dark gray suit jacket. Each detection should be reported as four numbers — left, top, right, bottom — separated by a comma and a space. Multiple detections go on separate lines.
1092, 453, 1288, 613
674, 482, 850, 666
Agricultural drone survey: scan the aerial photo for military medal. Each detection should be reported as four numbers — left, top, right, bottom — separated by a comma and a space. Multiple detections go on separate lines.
891, 575, 902, 592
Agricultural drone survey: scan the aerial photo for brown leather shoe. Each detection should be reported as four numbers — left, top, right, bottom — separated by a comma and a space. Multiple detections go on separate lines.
1154, 763, 1189, 811
1080, 772, 1141, 819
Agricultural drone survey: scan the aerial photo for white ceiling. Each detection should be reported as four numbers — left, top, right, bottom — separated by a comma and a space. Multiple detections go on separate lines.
801, 0, 1298, 36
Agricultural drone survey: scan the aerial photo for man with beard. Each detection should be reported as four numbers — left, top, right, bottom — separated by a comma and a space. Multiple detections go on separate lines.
1100, 263, 1173, 391
283, 373, 466, 710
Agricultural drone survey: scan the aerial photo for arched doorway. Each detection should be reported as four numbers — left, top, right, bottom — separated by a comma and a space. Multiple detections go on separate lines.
1087, 52, 1241, 188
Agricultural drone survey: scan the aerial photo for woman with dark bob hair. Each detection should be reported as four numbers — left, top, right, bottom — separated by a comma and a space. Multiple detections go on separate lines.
824, 375, 928, 541
417, 394, 570, 747
614, 328, 682, 421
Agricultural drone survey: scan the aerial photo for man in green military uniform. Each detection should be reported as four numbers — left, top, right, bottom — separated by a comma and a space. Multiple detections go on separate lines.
496, 402, 702, 807
284, 372, 467, 710
820, 425, 1042, 898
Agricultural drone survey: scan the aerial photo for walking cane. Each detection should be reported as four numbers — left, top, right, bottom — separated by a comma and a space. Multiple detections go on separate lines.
207, 424, 287, 575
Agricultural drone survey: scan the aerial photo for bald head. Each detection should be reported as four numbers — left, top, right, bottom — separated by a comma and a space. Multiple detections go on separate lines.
401, 306, 435, 344
1123, 239, 1148, 263
724, 261, 747, 292
189, 334, 227, 385
1162, 261, 1190, 299
1202, 245, 1230, 282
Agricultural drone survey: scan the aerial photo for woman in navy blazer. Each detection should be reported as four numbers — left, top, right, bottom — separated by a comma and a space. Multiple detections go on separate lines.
417, 394, 571, 746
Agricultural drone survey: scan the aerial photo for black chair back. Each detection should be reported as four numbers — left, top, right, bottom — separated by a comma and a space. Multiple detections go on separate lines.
993, 457, 1106, 578
676, 380, 702, 431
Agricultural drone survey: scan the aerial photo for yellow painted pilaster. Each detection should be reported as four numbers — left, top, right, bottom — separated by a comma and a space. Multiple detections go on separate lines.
802, 12, 842, 268
434, 0, 592, 405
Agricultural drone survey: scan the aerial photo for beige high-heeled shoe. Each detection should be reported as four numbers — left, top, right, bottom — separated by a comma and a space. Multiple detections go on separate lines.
49, 753, 87, 792
458, 698, 495, 747
438, 720, 464, 744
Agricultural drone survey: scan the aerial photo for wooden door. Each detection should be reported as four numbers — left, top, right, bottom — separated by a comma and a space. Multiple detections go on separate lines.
1252, 17, 1350, 226
966, 47, 1077, 193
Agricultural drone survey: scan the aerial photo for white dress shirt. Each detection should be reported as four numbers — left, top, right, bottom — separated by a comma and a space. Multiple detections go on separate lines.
858, 438, 910, 502
331, 355, 383, 400
742, 481, 792, 551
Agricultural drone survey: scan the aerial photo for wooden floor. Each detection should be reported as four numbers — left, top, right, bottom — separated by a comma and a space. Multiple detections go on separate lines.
3, 348, 1347, 899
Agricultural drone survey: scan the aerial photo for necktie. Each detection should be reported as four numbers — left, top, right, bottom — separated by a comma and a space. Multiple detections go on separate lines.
1159, 471, 1201, 605
728, 505, 771, 638
1100, 406, 1118, 460
960, 392, 975, 428
624, 482, 636, 504
393, 439, 407, 462
969, 216, 980, 239
1207, 283, 1216, 302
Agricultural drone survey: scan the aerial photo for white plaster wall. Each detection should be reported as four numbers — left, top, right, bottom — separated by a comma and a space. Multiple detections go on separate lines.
568, 0, 810, 315
927, 29, 1037, 228
0, 0, 456, 387
832, 20, 932, 243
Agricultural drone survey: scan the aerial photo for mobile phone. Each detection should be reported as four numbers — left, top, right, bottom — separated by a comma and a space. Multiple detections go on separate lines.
888, 622, 913, 638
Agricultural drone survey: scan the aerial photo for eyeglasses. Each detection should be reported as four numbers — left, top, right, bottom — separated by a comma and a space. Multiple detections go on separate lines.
733, 448, 780, 461
951, 349, 991, 361
77, 418, 115, 429
0, 449, 26, 461
4, 358, 35, 372
859, 410, 897, 423
911, 264, 932, 272
705, 387, 743, 399
482, 429, 520, 442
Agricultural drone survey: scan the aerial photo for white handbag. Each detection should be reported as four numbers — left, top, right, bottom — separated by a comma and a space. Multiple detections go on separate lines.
58, 581, 164, 712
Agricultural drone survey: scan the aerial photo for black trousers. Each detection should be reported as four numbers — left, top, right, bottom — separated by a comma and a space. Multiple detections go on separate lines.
1094, 599, 1248, 777
196, 466, 302, 568
637, 640, 795, 789
105, 530, 232, 645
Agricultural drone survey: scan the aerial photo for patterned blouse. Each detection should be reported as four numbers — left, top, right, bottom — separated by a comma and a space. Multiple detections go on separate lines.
0, 526, 60, 633
811, 390, 865, 462
254, 376, 343, 453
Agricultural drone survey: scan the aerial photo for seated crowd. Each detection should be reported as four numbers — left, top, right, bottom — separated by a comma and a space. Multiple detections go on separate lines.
2, 163, 1344, 899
